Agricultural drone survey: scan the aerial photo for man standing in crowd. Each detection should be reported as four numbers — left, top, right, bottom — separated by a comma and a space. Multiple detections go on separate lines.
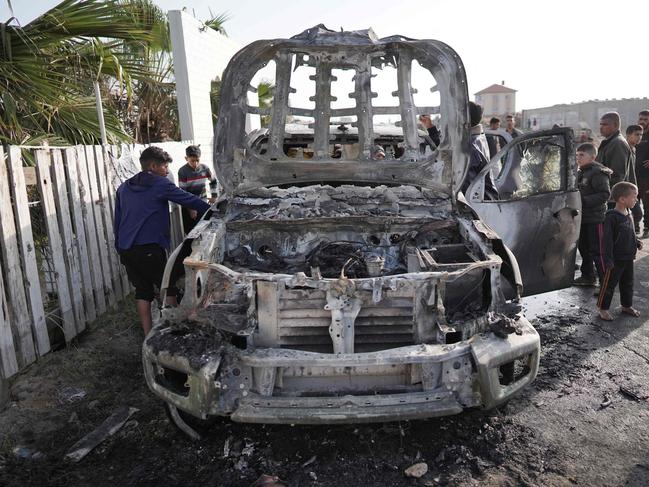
597, 112, 635, 188
626, 124, 644, 234
178, 145, 219, 234
461, 102, 498, 200
639, 110, 649, 143
505, 114, 523, 138
637, 110, 649, 238
486, 117, 502, 158
596, 112, 641, 233
114, 147, 210, 335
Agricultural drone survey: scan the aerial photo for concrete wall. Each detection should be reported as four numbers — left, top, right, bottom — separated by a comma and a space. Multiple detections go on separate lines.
168, 10, 241, 170
522, 98, 649, 135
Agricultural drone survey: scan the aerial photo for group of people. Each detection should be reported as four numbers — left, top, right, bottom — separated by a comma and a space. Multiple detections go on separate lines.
463, 103, 646, 322
113, 145, 216, 334
574, 110, 648, 321
114, 107, 648, 333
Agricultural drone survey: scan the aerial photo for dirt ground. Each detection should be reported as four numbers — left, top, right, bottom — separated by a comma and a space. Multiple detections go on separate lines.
1, 250, 648, 487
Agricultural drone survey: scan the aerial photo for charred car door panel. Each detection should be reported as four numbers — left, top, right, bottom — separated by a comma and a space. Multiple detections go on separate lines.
466, 128, 581, 296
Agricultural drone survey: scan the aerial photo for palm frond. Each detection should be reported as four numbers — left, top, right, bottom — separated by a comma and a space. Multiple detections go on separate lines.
205, 9, 230, 36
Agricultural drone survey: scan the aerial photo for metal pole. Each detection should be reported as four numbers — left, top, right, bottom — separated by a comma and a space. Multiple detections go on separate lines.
94, 80, 108, 145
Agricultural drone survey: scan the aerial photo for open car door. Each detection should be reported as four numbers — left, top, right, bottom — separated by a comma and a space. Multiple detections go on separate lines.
466, 128, 581, 296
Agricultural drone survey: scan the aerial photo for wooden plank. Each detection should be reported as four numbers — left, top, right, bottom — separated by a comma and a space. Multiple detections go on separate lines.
7, 147, 50, 356
0, 258, 19, 377
64, 406, 138, 462
84, 146, 115, 308
35, 150, 76, 343
51, 150, 85, 334
64, 148, 96, 323
103, 145, 131, 295
77, 147, 106, 315
0, 147, 37, 367
22, 167, 37, 186
94, 146, 123, 301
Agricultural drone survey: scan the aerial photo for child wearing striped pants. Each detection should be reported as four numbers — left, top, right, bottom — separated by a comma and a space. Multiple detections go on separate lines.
598, 182, 644, 321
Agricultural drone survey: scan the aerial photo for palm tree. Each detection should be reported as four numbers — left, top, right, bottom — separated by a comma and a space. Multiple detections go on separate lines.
1, 0, 230, 146
0, 0, 169, 145
211, 79, 274, 127
204, 10, 230, 36
257, 81, 275, 127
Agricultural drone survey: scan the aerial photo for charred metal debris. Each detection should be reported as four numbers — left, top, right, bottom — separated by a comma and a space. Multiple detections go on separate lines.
142, 25, 540, 428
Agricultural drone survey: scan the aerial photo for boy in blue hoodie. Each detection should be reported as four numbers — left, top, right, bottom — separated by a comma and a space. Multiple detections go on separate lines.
114, 146, 210, 334
597, 182, 643, 321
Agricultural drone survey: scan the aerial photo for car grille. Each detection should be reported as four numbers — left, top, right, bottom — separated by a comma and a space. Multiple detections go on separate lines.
276, 289, 415, 353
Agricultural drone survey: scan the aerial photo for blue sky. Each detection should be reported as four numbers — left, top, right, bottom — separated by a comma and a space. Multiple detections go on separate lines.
2, 0, 648, 111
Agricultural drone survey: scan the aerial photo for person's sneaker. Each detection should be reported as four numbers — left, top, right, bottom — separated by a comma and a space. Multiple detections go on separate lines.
573, 275, 597, 287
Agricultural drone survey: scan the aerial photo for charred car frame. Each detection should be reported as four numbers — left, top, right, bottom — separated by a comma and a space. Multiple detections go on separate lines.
143, 26, 580, 436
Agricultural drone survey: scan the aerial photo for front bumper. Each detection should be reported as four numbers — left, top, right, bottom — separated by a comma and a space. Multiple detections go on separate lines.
143, 318, 539, 424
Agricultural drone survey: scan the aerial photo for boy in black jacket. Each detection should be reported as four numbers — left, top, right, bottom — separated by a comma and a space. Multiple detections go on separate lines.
574, 143, 612, 286
597, 182, 644, 321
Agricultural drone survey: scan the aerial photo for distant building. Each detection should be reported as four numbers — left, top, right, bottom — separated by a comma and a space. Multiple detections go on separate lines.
522, 98, 649, 139
474, 82, 516, 118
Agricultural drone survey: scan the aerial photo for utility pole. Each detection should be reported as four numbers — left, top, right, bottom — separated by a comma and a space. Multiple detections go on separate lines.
94, 81, 108, 145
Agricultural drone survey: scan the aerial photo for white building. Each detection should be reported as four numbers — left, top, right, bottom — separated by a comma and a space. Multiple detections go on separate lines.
168, 10, 241, 161
521, 98, 649, 136
474, 82, 517, 119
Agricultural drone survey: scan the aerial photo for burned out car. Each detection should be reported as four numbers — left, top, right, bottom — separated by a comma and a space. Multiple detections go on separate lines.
143, 26, 580, 436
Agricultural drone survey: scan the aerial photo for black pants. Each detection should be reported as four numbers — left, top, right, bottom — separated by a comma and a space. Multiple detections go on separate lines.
638, 178, 649, 230
119, 244, 178, 302
577, 222, 605, 281
597, 260, 634, 310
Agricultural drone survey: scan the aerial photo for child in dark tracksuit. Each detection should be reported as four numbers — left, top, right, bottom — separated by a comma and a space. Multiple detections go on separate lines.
574, 143, 612, 286
597, 182, 644, 321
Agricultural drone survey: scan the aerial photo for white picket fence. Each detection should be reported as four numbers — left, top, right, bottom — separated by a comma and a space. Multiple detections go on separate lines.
0, 145, 133, 379
0, 141, 199, 379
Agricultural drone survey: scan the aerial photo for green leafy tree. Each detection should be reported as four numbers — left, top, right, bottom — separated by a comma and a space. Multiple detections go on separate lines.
0, 0, 170, 145
257, 80, 275, 127
211, 79, 274, 126
1, 0, 229, 146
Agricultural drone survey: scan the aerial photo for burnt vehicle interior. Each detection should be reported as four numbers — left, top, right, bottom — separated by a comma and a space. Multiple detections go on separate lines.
249, 124, 437, 161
